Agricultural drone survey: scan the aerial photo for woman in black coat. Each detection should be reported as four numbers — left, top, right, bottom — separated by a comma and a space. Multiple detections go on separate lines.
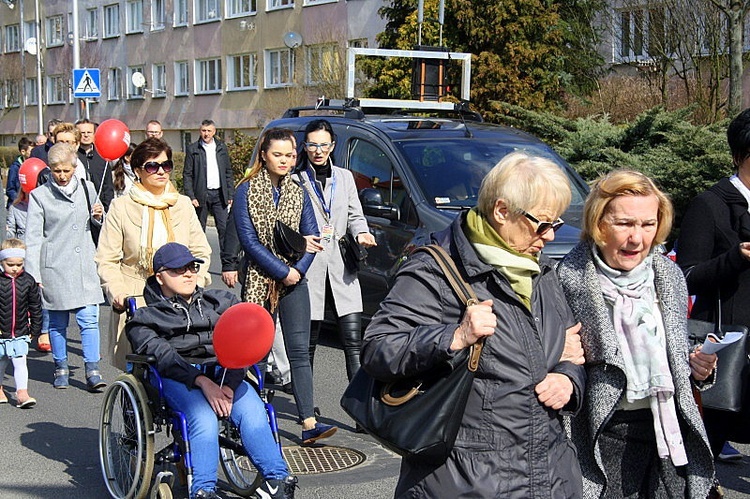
362, 153, 585, 498
677, 107, 750, 461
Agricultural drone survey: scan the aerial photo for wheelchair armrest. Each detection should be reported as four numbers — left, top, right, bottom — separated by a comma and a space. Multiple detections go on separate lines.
126, 354, 158, 365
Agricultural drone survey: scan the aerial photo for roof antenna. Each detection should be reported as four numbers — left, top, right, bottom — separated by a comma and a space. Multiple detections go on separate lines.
457, 108, 473, 138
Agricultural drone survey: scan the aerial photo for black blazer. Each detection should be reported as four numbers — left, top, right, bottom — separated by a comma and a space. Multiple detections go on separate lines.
183, 138, 234, 207
78, 146, 115, 211
678, 177, 750, 326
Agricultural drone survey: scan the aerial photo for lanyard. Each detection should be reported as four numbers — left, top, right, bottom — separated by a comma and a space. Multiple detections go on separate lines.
304, 168, 335, 222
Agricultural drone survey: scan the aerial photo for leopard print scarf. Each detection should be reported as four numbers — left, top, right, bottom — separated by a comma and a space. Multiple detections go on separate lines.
242, 167, 304, 311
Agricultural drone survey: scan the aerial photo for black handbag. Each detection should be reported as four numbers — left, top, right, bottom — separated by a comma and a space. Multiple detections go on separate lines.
687, 317, 750, 413
339, 232, 367, 272
273, 220, 306, 262
340, 244, 484, 463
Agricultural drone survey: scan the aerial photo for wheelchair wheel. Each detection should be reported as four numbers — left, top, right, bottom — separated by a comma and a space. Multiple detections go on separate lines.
219, 421, 263, 497
154, 482, 172, 499
99, 374, 155, 499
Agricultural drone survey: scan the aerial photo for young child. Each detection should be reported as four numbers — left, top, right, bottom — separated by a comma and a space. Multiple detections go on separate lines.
0, 238, 42, 408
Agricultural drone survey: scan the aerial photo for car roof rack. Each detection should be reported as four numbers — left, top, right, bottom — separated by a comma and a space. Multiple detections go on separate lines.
282, 98, 483, 122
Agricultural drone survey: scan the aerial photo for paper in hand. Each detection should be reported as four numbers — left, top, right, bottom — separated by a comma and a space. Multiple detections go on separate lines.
701, 332, 744, 355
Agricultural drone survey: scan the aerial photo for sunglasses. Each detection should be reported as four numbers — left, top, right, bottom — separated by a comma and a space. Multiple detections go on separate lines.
304, 142, 334, 152
519, 209, 565, 236
159, 262, 200, 275
141, 160, 174, 174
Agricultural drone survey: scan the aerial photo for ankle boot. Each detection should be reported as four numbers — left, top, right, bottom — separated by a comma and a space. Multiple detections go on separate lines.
85, 362, 106, 391
53, 361, 69, 389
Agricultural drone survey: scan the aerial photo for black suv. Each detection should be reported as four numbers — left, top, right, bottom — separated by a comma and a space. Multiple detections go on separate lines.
262, 103, 589, 323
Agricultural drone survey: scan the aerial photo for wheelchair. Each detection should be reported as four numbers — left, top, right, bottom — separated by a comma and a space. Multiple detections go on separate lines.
98, 301, 281, 499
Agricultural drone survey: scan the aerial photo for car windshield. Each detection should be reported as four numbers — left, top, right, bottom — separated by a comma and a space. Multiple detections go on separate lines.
395, 139, 587, 210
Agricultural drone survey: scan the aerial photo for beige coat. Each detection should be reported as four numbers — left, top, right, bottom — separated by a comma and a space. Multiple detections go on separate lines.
95, 193, 211, 369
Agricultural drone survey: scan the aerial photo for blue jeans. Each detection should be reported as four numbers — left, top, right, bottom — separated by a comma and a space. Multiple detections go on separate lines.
48, 305, 101, 364
161, 377, 288, 496
275, 279, 315, 420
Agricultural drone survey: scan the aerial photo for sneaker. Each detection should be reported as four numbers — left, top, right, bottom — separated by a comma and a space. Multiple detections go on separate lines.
301, 422, 337, 445
256, 475, 298, 499
193, 489, 223, 499
717, 442, 743, 462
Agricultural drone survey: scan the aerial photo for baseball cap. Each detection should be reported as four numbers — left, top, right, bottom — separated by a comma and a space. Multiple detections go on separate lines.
153, 242, 205, 273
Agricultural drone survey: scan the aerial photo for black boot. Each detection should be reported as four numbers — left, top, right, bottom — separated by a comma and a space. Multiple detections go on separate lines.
338, 313, 362, 381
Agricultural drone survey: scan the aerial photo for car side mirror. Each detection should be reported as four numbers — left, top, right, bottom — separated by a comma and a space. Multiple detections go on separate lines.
360, 187, 399, 221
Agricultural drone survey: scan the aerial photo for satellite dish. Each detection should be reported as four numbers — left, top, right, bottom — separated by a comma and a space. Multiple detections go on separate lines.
24, 37, 37, 56
131, 71, 146, 88
283, 31, 303, 49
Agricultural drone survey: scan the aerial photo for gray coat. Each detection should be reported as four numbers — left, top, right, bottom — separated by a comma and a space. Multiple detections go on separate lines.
362, 215, 585, 498
556, 242, 714, 499
25, 178, 104, 310
294, 166, 370, 320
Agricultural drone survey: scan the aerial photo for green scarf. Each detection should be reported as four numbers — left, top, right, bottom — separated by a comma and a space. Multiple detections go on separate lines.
464, 208, 540, 310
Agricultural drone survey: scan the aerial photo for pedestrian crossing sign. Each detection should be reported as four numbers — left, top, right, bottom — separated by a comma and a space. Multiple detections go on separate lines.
73, 68, 101, 98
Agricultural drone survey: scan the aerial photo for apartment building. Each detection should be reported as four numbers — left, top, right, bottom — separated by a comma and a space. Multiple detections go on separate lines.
0, 0, 386, 147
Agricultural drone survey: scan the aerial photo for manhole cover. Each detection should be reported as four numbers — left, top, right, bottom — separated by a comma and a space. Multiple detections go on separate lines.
227, 446, 366, 475
284, 446, 366, 474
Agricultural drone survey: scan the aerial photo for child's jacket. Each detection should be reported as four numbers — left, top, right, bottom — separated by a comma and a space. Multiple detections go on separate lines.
0, 270, 42, 339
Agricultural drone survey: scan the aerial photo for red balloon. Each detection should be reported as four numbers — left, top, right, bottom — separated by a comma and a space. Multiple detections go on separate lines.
19, 157, 48, 193
94, 119, 131, 161
213, 303, 275, 369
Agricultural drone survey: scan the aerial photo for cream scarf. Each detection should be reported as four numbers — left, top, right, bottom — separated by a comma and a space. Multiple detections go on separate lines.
129, 182, 180, 273
464, 208, 540, 310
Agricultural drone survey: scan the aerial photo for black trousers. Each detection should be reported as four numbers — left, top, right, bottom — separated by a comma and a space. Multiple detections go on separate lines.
195, 188, 228, 251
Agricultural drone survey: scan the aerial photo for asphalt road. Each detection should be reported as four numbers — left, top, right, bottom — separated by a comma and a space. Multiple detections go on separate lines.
1, 227, 749, 498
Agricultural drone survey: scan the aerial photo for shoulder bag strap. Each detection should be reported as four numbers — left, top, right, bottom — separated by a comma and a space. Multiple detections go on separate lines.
414, 244, 484, 372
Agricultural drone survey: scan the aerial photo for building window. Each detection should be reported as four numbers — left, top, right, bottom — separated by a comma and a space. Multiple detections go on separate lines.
4, 24, 20, 53
152, 64, 167, 97
305, 43, 340, 85
196, 0, 220, 22
175, 0, 190, 26
24, 20, 35, 40
618, 8, 670, 61
228, 53, 257, 90
126, 0, 144, 34
46, 15, 64, 47
348, 38, 368, 49
175, 61, 190, 95
5, 80, 20, 107
303, 0, 336, 5
265, 48, 293, 88
268, 0, 293, 9
84, 8, 98, 40
227, 0, 256, 17
196, 58, 222, 93
152, 0, 166, 29
25, 77, 37, 105
127, 66, 145, 98
108, 67, 122, 100
104, 4, 120, 38
46, 75, 66, 104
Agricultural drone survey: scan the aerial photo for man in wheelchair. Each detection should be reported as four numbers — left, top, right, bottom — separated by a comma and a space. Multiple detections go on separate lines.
126, 242, 297, 499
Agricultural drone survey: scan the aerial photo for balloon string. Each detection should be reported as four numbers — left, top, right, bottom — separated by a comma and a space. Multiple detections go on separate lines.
219, 369, 227, 388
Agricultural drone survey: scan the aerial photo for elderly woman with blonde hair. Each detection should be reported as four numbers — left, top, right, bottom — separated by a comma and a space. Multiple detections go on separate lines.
557, 170, 717, 498
362, 152, 585, 497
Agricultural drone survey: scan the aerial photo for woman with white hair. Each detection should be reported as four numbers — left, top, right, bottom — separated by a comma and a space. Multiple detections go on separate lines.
25, 142, 106, 390
362, 152, 585, 497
